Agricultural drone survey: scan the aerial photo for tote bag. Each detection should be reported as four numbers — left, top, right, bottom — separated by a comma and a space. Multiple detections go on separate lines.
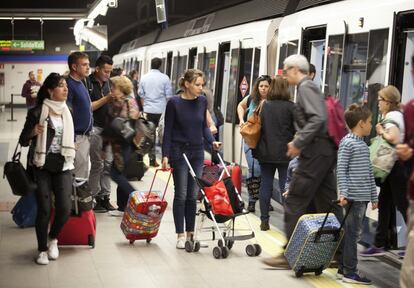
240, 101, 264, 149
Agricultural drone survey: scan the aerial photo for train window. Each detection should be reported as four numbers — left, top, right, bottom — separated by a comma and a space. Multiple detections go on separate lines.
166, 52, 173, 78
160, 58, 166, 74
226, 48, 240, 123
188, 48, 197, 69
242, 48, 254, 96
366, 28, 389, 136
253, 47, 261, 81
202, 51, 217, 91
340, 33, 369, 107
325, 35, 344, 98
171, 56, 178, 90
278, 40, 299, 70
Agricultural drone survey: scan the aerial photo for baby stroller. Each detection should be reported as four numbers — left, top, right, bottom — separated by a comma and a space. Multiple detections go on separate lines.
183, 152, 261, 259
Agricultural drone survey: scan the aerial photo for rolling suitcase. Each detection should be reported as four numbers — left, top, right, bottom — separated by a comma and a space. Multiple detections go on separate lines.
11, 193, 37, 228
121, 168, 172, 244
51, 179, 96, 248
284, 201, 352, 277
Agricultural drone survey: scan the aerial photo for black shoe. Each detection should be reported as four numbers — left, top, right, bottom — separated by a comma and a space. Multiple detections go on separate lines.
101, 198, 116, 211
93, 200, 108, 213
269, 205, 274, 212
248, 202, 256, 213
260, 220, 270, 231
150, 159, 160, 167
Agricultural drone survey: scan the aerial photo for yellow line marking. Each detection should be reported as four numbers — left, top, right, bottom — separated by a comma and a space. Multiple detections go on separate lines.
147, 168, 376, 288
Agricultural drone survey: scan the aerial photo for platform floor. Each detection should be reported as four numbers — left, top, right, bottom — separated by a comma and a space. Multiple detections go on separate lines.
0, 108, 401, 288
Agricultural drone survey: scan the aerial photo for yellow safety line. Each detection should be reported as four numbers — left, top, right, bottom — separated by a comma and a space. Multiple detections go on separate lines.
147, 168, 374, 288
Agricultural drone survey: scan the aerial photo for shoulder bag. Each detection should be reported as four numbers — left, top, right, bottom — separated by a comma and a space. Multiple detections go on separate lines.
110, 99, 135, 142
3, 143, 37, 196
240, 100, 264, 149
369, 119, 399, 182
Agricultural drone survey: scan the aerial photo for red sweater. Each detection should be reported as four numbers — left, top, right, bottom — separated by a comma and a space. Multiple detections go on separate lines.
404, 99, 414, 200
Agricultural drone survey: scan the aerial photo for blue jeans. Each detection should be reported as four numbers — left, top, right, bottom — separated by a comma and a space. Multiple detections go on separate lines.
244, 143, 261, 203
110, 144, 135, 212
343, 201, 368, 274
170, 144, 204, 234
259, 163, 287, 221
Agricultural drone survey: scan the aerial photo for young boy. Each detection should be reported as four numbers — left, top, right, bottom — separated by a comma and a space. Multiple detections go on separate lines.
337, 104, 378, 285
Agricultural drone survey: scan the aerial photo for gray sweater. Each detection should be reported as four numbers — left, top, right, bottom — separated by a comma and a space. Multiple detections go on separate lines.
293, 77, 328, 150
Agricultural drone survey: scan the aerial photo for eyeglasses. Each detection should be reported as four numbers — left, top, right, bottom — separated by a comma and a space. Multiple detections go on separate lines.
282, 67, 294, 76
377, 97, 390, 103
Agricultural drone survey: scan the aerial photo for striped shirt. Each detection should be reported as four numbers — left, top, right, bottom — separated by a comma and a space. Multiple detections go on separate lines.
337, 133, 378, 202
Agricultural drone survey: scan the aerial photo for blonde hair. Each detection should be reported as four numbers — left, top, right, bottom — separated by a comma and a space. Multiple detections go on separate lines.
110, 76, 133, 95
379, 85, 401, 111
178, 69, 204, 90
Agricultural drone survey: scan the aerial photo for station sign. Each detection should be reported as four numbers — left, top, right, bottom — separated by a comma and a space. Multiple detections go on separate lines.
239, 76, 249, 98
0, 40, 45, 51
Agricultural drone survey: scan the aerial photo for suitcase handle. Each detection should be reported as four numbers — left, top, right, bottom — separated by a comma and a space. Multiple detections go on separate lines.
146, 168, 173, 205
314, 200, 353, 243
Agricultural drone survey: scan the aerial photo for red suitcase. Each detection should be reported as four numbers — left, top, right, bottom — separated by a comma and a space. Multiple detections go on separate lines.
50, 181, 96, 248
121, 168, 172, 244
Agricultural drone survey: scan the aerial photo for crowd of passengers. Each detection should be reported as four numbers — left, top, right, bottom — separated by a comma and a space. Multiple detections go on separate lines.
18, 51, 414, 287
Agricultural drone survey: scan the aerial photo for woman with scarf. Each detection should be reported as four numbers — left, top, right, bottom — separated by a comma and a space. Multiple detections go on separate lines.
19, 73, 76, 265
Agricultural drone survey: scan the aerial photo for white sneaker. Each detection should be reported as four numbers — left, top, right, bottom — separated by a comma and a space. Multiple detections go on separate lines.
176, 237, 186, 249
109, 210, 124, 217
48, 239, 59, 260
36, 252, 49, 265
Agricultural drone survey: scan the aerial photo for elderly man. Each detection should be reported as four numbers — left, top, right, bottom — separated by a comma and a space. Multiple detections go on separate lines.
263, 54, 342, 267
21, 71, 41, 109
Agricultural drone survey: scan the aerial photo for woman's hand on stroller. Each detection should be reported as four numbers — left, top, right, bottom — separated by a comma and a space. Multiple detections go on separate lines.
162, 157, 170, 169
212, 141, 222, 151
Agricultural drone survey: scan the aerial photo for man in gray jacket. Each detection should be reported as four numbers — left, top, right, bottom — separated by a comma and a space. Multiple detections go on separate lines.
263, 54, 341, 267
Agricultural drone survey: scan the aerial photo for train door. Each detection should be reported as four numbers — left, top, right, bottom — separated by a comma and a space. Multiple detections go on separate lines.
188, 47, 197, 69
166, 51, 173, 78
390, 10, 414, 104
214, 42, 231, 146
301, 26, 326, 91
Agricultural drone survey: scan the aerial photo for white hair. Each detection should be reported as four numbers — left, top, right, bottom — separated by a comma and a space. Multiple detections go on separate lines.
283, 54, 309, 74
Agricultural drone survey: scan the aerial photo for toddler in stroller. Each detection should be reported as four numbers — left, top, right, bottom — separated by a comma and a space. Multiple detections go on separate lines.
183, 153, 262, 259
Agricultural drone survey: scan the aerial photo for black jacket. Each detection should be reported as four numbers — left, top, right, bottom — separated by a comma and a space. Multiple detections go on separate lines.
253, 99, 295, 164
19, 105, 56, 168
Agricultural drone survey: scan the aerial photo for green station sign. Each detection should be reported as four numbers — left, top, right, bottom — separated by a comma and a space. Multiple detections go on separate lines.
0, 40, 45, 51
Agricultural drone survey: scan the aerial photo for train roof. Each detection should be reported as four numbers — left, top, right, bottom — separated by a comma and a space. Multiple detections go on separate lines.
118, 0, 342, 54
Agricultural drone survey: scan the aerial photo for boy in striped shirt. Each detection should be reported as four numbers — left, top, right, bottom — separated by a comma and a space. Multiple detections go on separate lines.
337, 104, 378, 285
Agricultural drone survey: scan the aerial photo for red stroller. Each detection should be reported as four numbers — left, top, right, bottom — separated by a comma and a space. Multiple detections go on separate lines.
183, 153, 261, 259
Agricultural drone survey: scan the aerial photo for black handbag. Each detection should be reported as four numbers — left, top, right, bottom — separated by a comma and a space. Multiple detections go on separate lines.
110, 99, 135, 142
3, 143, 37, 196
246, 161, 261, 200
43, 153, 65, 173
124, 151, 148, 181
133, 117, 155, 155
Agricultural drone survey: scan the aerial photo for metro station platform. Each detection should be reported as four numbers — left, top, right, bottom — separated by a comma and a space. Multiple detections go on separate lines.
0, 108, 401, 288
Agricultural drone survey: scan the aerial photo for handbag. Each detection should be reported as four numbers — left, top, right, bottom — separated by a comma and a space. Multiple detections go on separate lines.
133, 117, 155, 155
369, 119, 399, 182
240, 101, 264, 149
3, 143, 37, 196
43, 153, 65, 173
110, 100, 135, 142
203, 180, 234, 216
246, 161, 261, 200
124, 150, 148, 181
11, 193, 37, 228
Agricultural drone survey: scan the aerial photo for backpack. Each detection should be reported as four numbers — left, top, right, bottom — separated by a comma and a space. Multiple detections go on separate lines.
325, 96, 347, 148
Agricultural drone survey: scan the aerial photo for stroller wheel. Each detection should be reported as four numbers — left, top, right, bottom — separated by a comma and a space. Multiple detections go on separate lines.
218, 239, 224, 248
246, 244, 257, 257
185, 240, 194, 253
213, 246, 222, 259
193, 241, 201, 252
226, 240, 234, 250
221, 247, 229, 259
254, 244, 262, 256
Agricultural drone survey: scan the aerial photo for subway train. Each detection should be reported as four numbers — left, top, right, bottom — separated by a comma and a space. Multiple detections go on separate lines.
113, 0, 414, 248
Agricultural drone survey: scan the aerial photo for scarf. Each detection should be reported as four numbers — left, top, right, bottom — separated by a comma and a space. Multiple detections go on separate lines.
33, 98, 76, 168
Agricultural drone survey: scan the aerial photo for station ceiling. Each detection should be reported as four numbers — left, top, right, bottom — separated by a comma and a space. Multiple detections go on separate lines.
0, 0, 252, 55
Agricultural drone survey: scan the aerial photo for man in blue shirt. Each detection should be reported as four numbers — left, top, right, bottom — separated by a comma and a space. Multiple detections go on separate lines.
66, 52, 93, 179
138, 57, 173, 167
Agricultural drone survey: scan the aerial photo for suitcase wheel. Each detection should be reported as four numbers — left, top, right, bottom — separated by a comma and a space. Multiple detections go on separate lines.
129, 240, 135, 245
315, 268, 323, 276
245, 244, 256, 257
146, 238, 152, 244
295, 270, 304, 278
88, 235, 95, 248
